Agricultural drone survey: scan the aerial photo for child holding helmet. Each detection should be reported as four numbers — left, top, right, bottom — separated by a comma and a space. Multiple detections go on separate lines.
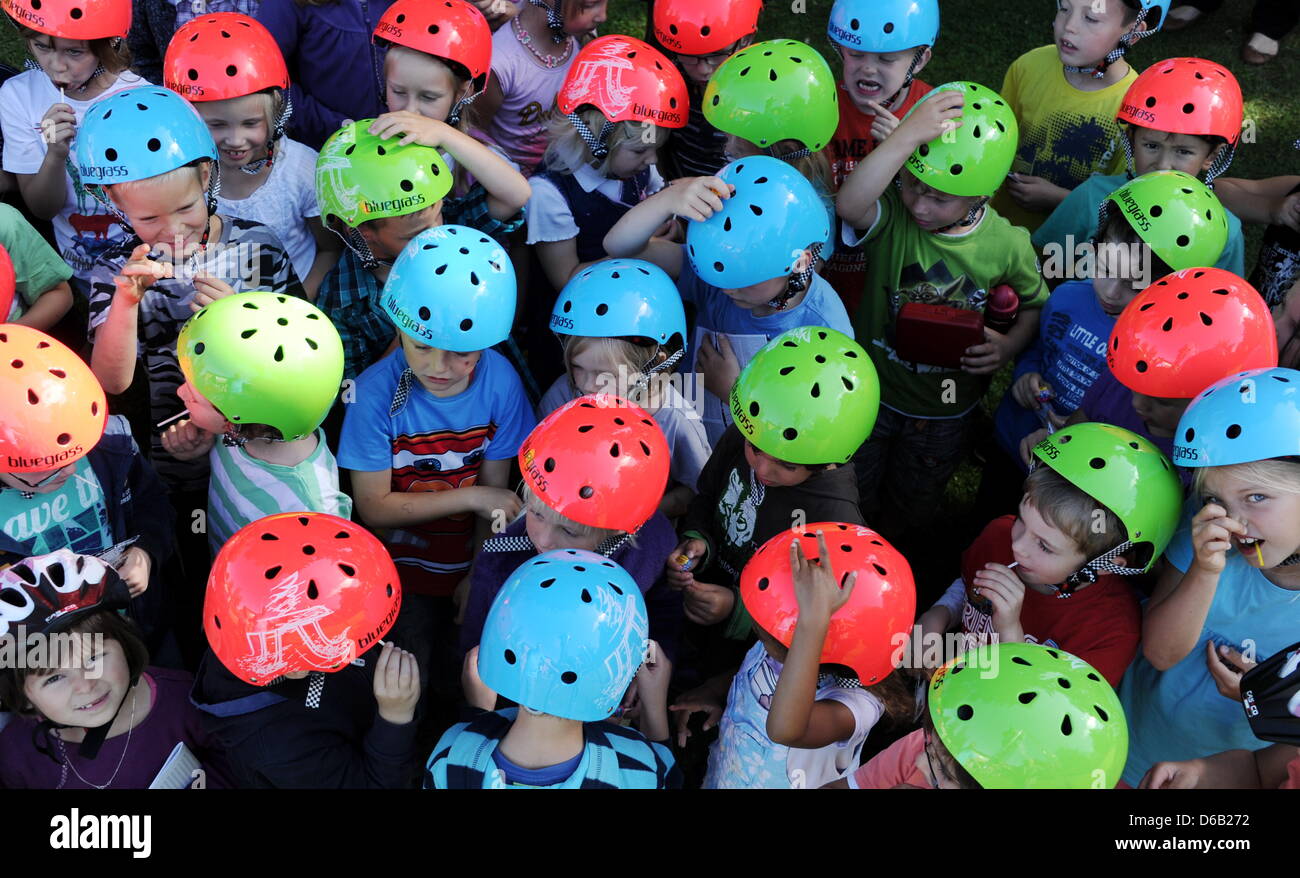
1035, 58, 1246, 277
1117, 366, 1300, 786
675, 527, 916, 789
191, 512, 422, 788
428, 549, 679, 789
541, 259, 711, 516
994, 0, 1169, 232
0, 0, 145, 287
164, 13, 341, 298
605, 156, 853, 446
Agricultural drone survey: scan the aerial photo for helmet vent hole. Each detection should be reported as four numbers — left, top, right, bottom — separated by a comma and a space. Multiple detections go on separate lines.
609, 442, 620, 457
49, 368, 66, 378
1018, 692, 1037, 704
757, 577, 769, 591
561, 671, 578, 684
883, 21, 894, 33
27, 389, 38, 405
1089, 457, 1105, 470
307, 579, 319, 600
1182, 103, 1195, 114
1226, 424, 1242, 439
1176, 235, 1190, 247
749, 402, 760, 416
579, 486, 594, 499
386, 583, 393, 598
261, 532, 279, 541
1161, 318, 1173, 331
1061, 715, 1073, 735
577, 424, 594, 433
303, 544, 315, 555
277, 317, 288, 326
609, 582, 623, 595
713, 261, 725, 273
768, 70, 778, 82
1211, 287, 1229, 295
872, 563, 887, 577
306, 338, 319, 351
810, 382, 820, 398
469, 272, 480, 286
595, 304, 608, 316
56, 433, 71, 446
956, 704, 974, 721
640, 440, 651, 455
779, 366, 795, 376
1135, 360, 1148, 373
581, 589, 592, 603
338, 563, 356, 577
265, 565, 282, 579
504, 649, 516, 664
539, 578, 555, 589
723, 217, 732, 232
1150, 205, 1162, 217
273, 346, 284, 362
1094, 705, 1109, 722
400, 180, 413, 192
460, 318, 474, 332
1011, 656, 1032, 666
544, 457, 556, 472
749, 204, 763, 216
1199, 312, 1212, 326
213, 615, 221, 630
8, 359, 19, 368
241, 329, 257, 339
1058, 676, 1072, 689
147, 138, 161, 152
841, 377, 854, 391
783, 427, 798, 441
950, 163, 963, 175
418, 307, 431, 321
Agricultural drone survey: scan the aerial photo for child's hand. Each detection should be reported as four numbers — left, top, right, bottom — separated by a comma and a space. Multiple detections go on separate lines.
1139, 758, 1206, 789
114, 547, 152, 598
39, 103, 76, 154
666, 538, 706, 589
864, 99, 902, 144
635, 639, 672, 704
1019, 427, 1051, 468
373, 641, 420, 725
698, 333, 740, 400
1205, 640, 1257, 702
114, 244, 172, 305
161, 418, 217, 461
667, 176, 731, 222
1004, 173, 1068, 213
1274, 190, 1300, 233
462, 646, 498, 712
897, 87, 963, 149
1012, 372, 1051, 410
369, 111, 447, 148
1190, 501, 1246, 575
670, 685, 724, 748
790, 530, 857, 628
471, 486, 522, 523
191, 274, 238, 313
961, 325, 1016, 375
683, 581, 735, 626
971, 562, 1025, 642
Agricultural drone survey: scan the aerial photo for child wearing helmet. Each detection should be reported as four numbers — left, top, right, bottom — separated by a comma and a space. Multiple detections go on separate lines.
540, 259, 711, 517
0, 0, 145, 288
338, 225, 535, 710
160, 292, 351, 556
191, 512, 423, 788
675, 527, 916, 789
1115, 367, 1300, 785
646, 0, 760, 180
836, 82, 1048, 541
605, 156, 853, 446
1019, 268, 1279, 469
428, 549, 680, 789
666, 329, 875, 660
164, 13, 342, 299
0, 204, 73, 329
475, 0, 607, 176
0, 550, 231, 789
459, 395, 683, 667
994, 0, 1168, 233
922, 423, 1182, 686
1035, 58, 1246, 277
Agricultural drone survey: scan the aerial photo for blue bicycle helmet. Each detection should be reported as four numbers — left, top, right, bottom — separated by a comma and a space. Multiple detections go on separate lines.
828, 0, 940, 52
478, 549, 648, 722
75, 86, 217, 188
382, 225, 516, 350
1173, 368, 1300, 468
551, 259, 686, 350
1136, 0, 1172, 33
686, 156, 831, 289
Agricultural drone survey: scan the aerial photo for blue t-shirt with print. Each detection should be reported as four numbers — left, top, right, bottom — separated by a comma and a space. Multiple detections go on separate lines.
0, 459, 113, 556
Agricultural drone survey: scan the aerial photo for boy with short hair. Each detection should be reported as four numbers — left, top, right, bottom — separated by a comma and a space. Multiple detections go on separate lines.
919, 423, 1182, 685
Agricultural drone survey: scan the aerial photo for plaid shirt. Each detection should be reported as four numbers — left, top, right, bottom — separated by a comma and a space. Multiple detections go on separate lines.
318, 186, 523, 381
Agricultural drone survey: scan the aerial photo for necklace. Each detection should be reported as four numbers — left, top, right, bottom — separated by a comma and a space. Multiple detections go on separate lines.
54, 681, 139, 790
512, 16, 572, 69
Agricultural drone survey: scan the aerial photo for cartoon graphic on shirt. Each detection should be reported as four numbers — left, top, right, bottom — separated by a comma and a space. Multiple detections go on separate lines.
237, 572, 355, 680
748, 651, 780, 711
559, 38, 636, 118
63, 163, 128, 273
717, 468, 762, 557
1016, 113, 1121, 191
890, 261, 987, 315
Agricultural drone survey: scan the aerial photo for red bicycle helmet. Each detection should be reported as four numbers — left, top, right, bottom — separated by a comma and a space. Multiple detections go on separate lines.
164, 13, 289, 102
0, 326, 106, 473
2, 0, 130, 40
558, 35, 689, 129
0, 242, 14, 321
519, 394, 670, 534
204, 513, 402, 685
652, 0, 762, 56
375, 0, 493, 93
739, 523, 917, 685
1108, 268, 1279, 398
1118, 57, 1243, 143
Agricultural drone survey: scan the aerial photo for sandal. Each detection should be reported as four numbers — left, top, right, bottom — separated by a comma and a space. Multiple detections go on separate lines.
1242, 32, 1280, 65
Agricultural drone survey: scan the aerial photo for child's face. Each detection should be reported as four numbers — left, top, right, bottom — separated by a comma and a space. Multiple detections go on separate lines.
0, 465, 75, 494
177, 380, 231, 434
524, 502, 604, 554
675, 40, 746, 85
1011, 497, 1090, 586
399, 334, 480, 397
196, 94, 272, 171
1131, 127, 1217, 177
384, 47, 471, 123
837, 45, 931, 114
1091, 231, 1148, 316
568, 340, 620, 396
1130, 391, 1191, 438
1200, 468, 1300, 569
607, 138, 659, 180
898, 169, 980, 231
26, 35, 98, 92
1053, 0, 1137, 67
917, 728, 965, 789
110, 167, 212, 253
743, 439, 815, 488
563, 0, 608, 36
358, 203, 444, 262
23, 635, 131, 728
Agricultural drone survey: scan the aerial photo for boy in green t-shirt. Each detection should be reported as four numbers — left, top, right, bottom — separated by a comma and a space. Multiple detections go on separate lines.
837, 82, 1047, 542
993, 0, 1167, 232
0, 203, 73, 329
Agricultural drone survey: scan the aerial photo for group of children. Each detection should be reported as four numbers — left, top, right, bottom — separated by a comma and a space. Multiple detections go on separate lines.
0, 0, 1297, 791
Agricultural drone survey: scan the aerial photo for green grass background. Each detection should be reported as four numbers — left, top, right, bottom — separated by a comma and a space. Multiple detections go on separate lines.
1, 0, 1294, 507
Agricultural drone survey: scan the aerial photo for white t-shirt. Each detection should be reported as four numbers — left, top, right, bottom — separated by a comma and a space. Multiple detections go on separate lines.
526, 160, 665, 245
216, 137, 320, 282
0, 69, 146, 279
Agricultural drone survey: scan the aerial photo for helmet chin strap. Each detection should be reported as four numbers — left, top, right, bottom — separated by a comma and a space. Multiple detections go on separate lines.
766, 242, 824, 310
1056, 540, 1146, 596
931, 197, 988, 234
879, 46, 926, 108
568, 112, 616, 161
35, 669, 141, 762
529, 0, 568, 44
1063, 8, 1154, 79
239, 92, 295, 176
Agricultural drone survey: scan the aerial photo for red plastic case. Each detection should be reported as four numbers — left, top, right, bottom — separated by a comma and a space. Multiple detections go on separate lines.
894, 303, 985, 369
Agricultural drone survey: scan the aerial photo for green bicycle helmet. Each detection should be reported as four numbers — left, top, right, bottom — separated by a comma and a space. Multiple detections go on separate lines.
178, 292, 344, 440
929, 642, 1129, 789
1031, 422, 1183, 576
315, 119, 453, 229
902, 81, 1018, 197
1101, 170, 1228, 271
702, 39, 839, 154
729, 327, 879, 465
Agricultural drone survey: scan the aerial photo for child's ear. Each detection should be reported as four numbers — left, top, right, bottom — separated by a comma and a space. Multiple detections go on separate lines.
1200, 143, 1225, 175
792, 249, 813, 274
198, 160, 213, 192
911, 47, 934, 77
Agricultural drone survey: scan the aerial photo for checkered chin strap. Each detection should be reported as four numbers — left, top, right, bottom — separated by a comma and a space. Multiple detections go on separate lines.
1120, 126, 1237, 186
933, 197, 988, 235
529, 0, 568, 44
332, 223, 390, 271
767, 241, 825, 310
240, 91, 295, 176
1063, 7, 1155, 79
480, 524, 635, 558
880, 46, 927, 108
1060, 539, 1147, 594
568, 112, 617, 161
768, 143, 813, 162
24, 54, 110, 93
446, 89, 482, 128
87, 160, 222, 252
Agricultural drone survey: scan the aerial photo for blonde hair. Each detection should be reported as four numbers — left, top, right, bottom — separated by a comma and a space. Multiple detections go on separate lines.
1023, 466, 1126, 559
562, 334, 673, 412
520, 482, 631, 547
104, 161, 210, 203
19, 27, 132, 75
769, 138, 833, 193
544, 107, 672, 177
1192, 459, 1300, 501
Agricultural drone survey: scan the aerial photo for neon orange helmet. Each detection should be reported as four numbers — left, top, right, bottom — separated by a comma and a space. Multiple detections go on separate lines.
1, 0, 130, 40
652, 0, 761, 56
164, 13, 290, 102
375, 0, 492, 93
1119, 57, 1243, 144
